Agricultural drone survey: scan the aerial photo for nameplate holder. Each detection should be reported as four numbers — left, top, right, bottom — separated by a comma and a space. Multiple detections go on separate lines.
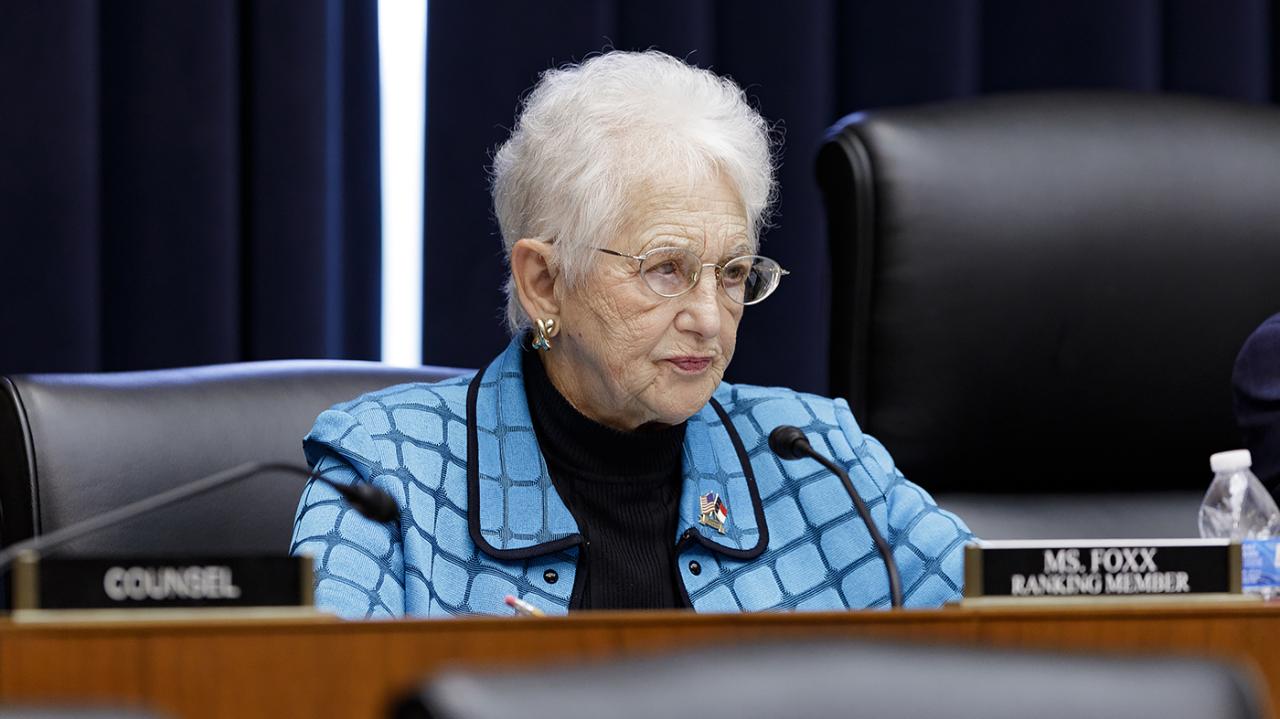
963, 539, 1241, 599
12, 552, 314, 610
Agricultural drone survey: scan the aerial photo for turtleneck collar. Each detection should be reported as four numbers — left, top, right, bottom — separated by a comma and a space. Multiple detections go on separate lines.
521, 341, 686, 482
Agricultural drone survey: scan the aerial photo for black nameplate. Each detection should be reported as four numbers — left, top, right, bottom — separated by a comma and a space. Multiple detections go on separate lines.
12, 554, 313, 610
964, 540, 1241, 598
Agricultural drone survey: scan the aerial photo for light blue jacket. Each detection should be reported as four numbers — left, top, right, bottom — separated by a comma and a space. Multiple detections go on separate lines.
291, 338, 971, 618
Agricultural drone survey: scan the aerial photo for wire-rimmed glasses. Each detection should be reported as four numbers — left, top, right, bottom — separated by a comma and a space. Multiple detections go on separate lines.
596, 246, 789, 305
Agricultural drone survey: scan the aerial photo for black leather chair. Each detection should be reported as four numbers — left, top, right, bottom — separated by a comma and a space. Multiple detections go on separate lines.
401, 641, 1265, 719
0, 361, 468, 555
816, 92, 1280, 539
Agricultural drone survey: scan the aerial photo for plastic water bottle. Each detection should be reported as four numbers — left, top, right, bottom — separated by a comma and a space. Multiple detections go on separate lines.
1198, 450, 1280, 540
1199, 450, 1280, 600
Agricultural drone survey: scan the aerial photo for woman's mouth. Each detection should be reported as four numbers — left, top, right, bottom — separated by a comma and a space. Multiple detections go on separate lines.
667, 357, 713, 374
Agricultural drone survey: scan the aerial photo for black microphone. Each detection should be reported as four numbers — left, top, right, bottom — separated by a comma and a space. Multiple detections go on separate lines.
768, 425, 904, 608
767, 425, 812, 461
0, 462, 398, 573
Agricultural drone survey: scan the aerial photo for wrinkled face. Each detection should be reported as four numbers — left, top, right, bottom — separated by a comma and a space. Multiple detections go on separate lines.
547, 174, 750, 430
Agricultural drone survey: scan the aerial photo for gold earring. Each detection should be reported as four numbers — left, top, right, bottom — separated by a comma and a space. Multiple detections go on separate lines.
532, 317, 559, 351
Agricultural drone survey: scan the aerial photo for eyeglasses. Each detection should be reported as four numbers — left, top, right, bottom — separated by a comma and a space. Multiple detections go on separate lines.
596, 246, 789, 305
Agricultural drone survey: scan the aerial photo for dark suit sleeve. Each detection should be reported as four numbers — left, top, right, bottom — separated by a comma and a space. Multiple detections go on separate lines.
1234, 313, 1280, 491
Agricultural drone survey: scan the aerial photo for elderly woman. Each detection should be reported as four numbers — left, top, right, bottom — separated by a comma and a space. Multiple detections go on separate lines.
291, 51, 970, 618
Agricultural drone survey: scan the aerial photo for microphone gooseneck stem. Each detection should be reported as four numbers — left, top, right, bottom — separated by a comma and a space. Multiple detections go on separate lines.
0, 462, 362, 573
803, 449, 904, 609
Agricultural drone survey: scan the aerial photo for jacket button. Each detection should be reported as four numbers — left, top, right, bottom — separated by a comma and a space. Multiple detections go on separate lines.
688, 561, 701, 576
543, 569, 559, 584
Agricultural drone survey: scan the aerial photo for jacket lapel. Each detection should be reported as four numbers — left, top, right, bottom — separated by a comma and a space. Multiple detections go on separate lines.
676, 388, 769, 559
466, 338, 582, 559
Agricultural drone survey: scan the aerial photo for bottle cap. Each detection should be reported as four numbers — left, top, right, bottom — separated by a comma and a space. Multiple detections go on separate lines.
1210, 449, 1253, 473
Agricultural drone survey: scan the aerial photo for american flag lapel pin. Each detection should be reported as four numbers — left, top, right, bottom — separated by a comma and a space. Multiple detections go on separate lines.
698, 491, 729, 534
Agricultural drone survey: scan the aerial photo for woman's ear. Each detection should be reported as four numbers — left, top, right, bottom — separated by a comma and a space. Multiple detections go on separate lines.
510, 238, 560, 321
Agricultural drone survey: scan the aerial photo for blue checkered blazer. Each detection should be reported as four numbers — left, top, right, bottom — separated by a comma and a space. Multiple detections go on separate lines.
290, 338, 972, 618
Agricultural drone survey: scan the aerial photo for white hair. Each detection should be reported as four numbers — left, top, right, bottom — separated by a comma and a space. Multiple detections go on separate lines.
492, 50, 778, 333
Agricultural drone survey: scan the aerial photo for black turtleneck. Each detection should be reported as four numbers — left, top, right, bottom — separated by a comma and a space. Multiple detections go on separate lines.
521, 345, 688, 610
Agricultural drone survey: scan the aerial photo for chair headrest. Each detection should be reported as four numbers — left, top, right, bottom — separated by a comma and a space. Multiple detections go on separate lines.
818, 92, 1280, 492
0, 360, 469, 553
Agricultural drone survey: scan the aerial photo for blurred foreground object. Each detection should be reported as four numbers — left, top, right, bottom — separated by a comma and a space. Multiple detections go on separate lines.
402, 640, 1264, 719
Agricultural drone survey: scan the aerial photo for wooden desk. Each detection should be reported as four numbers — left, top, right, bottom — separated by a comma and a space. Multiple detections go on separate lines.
2, 603, 1278, 718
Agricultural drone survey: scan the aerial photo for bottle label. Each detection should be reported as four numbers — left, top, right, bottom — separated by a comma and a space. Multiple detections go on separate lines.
1242, 539, 1280, 594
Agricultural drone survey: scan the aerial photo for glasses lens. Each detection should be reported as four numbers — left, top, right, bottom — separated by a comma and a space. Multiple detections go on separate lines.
722, 256, 782, 305
640, 248, 700, 297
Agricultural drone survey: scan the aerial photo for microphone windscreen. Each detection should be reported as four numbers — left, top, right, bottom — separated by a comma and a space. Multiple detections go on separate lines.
340, 483, 402, 524
768, 425, 810, 460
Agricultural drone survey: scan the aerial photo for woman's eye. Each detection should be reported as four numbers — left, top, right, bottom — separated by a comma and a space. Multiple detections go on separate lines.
722, 264, 748, 282
650, 261, 681, 276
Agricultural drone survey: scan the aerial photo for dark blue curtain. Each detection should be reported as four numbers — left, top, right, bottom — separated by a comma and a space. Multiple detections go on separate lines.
423, 0, 1278, 395
0, 0, 381, 374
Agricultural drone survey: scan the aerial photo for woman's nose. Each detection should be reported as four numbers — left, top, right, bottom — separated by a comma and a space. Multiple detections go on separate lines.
674, 268, 723, 338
